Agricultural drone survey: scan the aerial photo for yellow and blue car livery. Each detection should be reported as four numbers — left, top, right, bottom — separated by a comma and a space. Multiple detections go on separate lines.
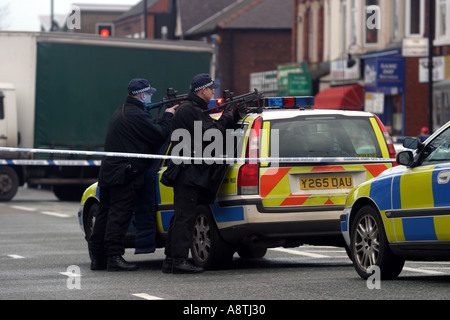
341, 124, 450, 264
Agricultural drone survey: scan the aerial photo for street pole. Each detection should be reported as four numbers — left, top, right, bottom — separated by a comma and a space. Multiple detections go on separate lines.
428, 0, 434, 132
143, 0, 147, 39
50, 0, 54, 31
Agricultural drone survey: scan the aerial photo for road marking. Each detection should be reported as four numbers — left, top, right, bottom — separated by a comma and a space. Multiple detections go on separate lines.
41, 211, 71, 218
10, 205, 36, 212
132, 293, 164, 300
270, 248, 329, 258
402, 267, 444, 275
59, 272, 82, 277
7, 254, 25, 259
8, 205, 71, 218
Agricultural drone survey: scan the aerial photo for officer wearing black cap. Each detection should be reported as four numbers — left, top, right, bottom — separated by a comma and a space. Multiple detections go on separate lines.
88, 78, 178, 271
162, 73, 240, 274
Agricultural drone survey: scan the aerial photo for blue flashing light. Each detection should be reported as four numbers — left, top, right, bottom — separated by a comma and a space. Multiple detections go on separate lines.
265, 97, 283, 107
264, 96, 314, 109
295, 96, 314, 107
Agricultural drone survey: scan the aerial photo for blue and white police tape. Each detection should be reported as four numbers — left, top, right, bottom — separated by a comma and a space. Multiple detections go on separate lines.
0, 147, 395, 165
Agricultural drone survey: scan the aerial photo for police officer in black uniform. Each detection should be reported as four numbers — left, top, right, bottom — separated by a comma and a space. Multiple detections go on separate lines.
162, 73, 240, 274
88, 78, 177, 271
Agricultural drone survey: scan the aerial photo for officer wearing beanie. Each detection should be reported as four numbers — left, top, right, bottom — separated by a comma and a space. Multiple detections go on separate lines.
162, 73, 240, 274
88, 78, 178, 271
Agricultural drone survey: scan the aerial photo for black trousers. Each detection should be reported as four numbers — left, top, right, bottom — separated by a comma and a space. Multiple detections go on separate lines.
88, 182, 139, 257
164, 179, 202, 261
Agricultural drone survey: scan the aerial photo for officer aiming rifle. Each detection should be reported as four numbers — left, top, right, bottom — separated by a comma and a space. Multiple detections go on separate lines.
205, 89, 264, 117
145, 88, 188, 113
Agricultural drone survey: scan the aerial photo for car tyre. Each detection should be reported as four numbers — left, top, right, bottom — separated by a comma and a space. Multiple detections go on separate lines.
191, 205, 235, 270
350, 205, 405, 280
84, 201, 99, 240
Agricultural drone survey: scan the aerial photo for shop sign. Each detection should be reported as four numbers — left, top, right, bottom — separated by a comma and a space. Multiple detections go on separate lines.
330, 59, 360, 82
419, 56, 450, 83
365, 92, 384, 114
364, 57, 405, 88
277, 62, 311, 96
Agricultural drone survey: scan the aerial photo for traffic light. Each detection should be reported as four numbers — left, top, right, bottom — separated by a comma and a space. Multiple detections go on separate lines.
96, 23, 114, 37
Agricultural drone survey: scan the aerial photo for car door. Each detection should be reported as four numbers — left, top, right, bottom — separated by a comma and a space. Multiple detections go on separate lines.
393, 126, 450, 241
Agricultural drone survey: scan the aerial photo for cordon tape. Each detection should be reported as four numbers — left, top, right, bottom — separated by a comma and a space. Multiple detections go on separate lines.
0, 147, 394, 165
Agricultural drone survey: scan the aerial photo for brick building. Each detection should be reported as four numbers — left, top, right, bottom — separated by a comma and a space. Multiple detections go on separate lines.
114, 0, 175, 39
113, 0, 293, 95
292, 0, 450, 137
181, 0, 293, 95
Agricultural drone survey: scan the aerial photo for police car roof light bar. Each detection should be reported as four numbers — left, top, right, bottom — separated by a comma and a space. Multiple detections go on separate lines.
208, 96, 314, 110
263, 96, 314, 109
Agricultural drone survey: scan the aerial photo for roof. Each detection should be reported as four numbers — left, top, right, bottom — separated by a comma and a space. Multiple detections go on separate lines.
177, 0, 237, 36
184, 0, 293, 37
115, 0, 161, 22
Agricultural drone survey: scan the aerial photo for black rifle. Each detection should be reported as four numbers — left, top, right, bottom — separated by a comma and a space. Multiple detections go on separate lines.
205, 89, 264, 115
145, 88, 188, 112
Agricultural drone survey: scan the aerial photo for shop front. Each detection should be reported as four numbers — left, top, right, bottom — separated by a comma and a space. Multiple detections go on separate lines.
362, 52, 406, 137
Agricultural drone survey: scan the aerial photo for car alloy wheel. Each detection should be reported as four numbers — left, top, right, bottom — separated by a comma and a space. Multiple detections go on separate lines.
353, 214, 379, 271
191, 205, 235, 270
350, 205, 405, 280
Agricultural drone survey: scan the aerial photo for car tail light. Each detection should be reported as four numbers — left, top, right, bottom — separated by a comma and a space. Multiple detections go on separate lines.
238, 116, 262, 195
373, 114, 397, 166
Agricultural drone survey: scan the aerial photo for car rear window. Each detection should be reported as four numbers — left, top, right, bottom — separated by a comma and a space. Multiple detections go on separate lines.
270, 115, 383, 159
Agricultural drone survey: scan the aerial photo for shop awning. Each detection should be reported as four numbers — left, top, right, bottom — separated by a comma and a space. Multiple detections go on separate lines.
314, 84, 364, 111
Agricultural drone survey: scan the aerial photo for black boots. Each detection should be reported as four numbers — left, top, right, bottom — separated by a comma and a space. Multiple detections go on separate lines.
90, 256, 107, 270
162, 258, 204, 274
106, 255, 139, 271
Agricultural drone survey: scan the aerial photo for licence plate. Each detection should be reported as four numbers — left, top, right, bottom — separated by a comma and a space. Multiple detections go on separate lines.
300, 176, 354, 190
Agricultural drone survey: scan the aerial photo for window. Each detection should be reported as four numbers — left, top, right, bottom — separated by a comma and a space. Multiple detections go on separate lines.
406, 0, 425, 37
435, 0, 450, 45
421, 127, 450, 165
271, 116, 382, 159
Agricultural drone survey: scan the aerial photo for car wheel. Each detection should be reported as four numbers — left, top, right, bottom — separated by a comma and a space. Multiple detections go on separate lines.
83, 201, 99, 240
350, 205, 405, 280
191, 205, 235, 270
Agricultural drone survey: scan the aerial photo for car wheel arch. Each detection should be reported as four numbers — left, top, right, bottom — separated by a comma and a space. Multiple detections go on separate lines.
348, 197, 380, 229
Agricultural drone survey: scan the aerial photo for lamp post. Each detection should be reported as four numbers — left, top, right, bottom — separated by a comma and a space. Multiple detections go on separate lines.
428, 0, 434, 132
143, 0, 147, 38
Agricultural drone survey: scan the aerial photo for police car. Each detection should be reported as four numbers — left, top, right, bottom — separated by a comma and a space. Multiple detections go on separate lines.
78, 96, 395, 269
341, 121, 450, 280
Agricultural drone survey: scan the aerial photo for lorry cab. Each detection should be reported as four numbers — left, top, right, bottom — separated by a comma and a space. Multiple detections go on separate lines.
0, 83, 18, 148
